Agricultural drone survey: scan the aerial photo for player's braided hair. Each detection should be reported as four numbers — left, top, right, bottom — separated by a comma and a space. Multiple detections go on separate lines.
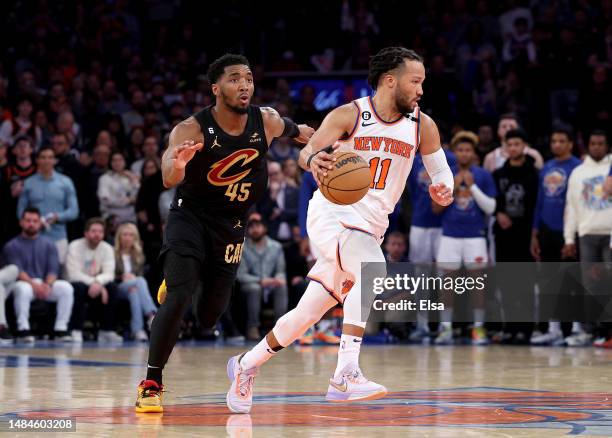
206, 54, 250, 84
367, 47, 423, 91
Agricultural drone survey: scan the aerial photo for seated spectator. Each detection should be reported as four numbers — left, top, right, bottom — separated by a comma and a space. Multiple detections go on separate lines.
17, 146, 79, 264
66, 217, 122, 343
3, 207, 74, 343
237, 213, 288, 341
97, 151, 140, 223
258, 161, 299, 242
114, 223, 157, 341
0, 263, 19, 343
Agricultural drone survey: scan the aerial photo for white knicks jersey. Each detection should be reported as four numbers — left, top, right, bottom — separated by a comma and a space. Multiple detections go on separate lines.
316, 95, 420, 236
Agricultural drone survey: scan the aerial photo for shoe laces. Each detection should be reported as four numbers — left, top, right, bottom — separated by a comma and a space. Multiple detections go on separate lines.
345, 368, 367, 385
141, 381, 163, 397
237, 367, 258, 397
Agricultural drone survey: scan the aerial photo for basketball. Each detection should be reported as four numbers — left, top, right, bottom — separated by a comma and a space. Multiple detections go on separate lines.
319, 151, 371, 205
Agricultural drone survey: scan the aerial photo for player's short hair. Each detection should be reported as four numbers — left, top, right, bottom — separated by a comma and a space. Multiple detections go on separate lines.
206, 54, 250, 84
368, 47, 424, 91
450, 130, 479, 149
85, 217, 106, 232
505, 129, 529, 143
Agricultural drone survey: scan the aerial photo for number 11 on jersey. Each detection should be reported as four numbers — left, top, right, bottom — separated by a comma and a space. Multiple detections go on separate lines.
369, 158, 391, 189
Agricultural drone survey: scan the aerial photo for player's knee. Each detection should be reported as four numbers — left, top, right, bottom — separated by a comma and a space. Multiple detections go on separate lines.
295, 303, 326, 327
163, 252, 200, 294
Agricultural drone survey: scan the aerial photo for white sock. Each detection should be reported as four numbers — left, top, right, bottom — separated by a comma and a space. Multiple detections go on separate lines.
240, 337, 276, 370
473, 308, 485, 328
571, 322, 583, 333
549, 321, 561, 334
334, 334, 362, 377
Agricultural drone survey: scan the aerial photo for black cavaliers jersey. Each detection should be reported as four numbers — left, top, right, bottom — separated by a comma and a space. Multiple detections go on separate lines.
175, 105, 268, 216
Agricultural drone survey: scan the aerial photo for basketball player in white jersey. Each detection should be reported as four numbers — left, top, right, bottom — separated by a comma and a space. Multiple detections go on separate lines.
226, 47, 454, 413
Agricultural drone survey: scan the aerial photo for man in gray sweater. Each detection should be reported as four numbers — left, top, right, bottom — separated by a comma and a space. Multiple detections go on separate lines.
3, 207, 74, 343
237, 212, 288, 341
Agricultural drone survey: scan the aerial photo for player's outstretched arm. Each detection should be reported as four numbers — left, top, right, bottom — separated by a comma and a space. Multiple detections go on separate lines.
161, 117, 204, 188
298, 103, 357, 184
419, 113, 454, 206
261, 107, 314, 145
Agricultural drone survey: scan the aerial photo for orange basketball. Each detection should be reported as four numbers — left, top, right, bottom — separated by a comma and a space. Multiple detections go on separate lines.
319, 151, 370, 205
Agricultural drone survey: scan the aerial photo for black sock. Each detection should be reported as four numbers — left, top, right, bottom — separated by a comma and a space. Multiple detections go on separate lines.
146, 366, 163, 386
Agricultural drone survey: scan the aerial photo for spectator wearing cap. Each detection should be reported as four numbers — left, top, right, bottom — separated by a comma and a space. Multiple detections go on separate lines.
17, 147, 79, 264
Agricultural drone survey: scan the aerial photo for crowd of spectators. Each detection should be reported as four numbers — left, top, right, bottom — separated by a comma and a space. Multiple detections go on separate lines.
0, 1, 610, 345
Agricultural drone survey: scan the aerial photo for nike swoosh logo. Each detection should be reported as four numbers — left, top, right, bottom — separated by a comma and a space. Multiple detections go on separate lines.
362, 122, 376, 127
266, 348, 274, 354
329, 379, 347, 392
353, 339, 362, 343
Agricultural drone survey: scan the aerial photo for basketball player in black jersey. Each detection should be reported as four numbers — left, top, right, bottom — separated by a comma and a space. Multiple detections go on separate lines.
135, 54, 314, 413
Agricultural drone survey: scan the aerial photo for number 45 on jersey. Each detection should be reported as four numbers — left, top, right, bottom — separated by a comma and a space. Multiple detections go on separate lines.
224, 183, 252, 202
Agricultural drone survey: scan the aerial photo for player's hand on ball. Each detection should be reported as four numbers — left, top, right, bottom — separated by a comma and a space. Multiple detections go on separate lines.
429, 183, 453, 206
173, 140, 203, 170
310, 144, 339, 186
295, 124, 315, 144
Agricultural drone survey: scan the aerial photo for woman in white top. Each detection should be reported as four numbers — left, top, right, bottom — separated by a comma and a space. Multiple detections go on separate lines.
98, 151, 140, 223
114, 223, 157, 341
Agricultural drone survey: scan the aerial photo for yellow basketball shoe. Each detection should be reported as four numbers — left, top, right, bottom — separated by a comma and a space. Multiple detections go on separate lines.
135, 380, 164, 413
157, 280, 167, 305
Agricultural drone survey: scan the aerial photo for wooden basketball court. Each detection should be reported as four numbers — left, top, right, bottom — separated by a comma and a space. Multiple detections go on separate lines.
1, 342, 611, 436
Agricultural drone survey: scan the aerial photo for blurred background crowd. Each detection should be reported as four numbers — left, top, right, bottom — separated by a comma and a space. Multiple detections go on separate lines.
0, 0, 610, 346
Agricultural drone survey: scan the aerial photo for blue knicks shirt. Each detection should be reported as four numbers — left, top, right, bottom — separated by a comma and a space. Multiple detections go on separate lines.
533, 156, 581, 232
409, 149, 456, 228
441, 165, 496, 238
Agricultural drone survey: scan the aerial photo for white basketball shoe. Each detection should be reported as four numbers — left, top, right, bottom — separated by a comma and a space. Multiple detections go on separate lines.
226, 354, 258, 413
326, 365, 387, 402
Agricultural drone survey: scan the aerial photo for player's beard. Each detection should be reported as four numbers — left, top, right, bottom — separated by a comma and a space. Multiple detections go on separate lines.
395, 89, 415, 114
221, 91, 249, 114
